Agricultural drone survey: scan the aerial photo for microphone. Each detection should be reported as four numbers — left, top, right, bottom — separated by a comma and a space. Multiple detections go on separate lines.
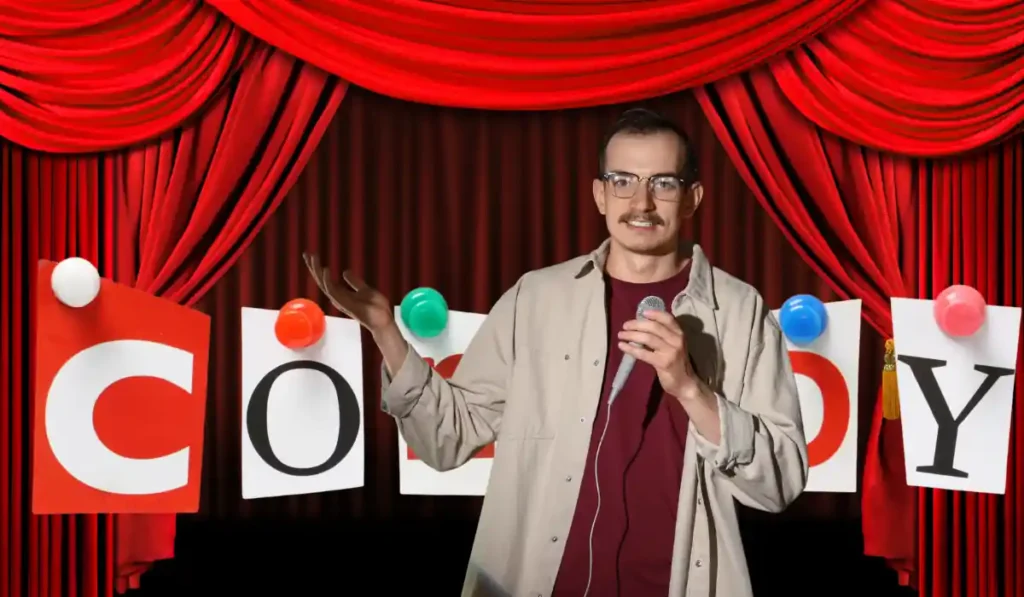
608, 295, 666, 405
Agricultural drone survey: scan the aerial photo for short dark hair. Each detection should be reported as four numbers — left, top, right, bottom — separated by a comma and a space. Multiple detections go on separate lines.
598, 108, 697, 181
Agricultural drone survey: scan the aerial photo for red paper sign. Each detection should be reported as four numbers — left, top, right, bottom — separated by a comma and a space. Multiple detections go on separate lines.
33, 260, 210, 514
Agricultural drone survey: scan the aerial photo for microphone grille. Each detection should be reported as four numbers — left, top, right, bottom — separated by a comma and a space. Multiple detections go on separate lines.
636, 296, 666, 319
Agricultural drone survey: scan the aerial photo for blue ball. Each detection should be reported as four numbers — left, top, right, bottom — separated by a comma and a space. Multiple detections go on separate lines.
779, 294, 828, 345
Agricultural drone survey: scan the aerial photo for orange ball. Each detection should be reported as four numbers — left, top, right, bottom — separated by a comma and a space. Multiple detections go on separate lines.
274, 298, 326, 349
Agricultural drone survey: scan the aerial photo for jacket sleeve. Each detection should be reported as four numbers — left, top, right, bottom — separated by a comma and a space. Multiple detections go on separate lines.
692, 295, 809, 512
380, 276, 523, 472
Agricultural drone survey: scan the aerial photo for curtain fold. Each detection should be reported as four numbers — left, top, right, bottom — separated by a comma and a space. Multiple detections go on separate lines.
696, 65, 1024, 596
770, 0, 1024, 155
911, 141, 1023, 596
0, 43, 345, 597
0, 0, 255, 153
201, 0, 863, 109
695, 68, 917, 336
695, 68, 919, 581
2, 141, 121, 597
5, 0, 1021, 156
115, 45, 345, 592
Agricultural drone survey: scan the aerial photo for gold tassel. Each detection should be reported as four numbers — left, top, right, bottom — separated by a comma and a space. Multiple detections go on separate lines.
882, 338, 900, 420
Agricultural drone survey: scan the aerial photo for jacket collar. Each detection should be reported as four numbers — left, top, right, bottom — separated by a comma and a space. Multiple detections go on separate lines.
574, 238, 717, 310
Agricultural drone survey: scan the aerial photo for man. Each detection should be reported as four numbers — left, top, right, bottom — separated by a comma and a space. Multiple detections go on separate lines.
304, 108, 808, 597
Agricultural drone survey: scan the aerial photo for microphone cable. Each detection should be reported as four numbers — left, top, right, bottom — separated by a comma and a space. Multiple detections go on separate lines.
582, 295, 664, 597
583, 386, 619, 597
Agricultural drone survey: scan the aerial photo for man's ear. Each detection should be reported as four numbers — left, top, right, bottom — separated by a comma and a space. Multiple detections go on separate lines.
682, 182, 704, 218
593, 178, 607, 215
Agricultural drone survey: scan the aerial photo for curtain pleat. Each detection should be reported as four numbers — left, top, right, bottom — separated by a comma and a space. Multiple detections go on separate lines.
697, 65, 1024, 597
1, 43, 344, 597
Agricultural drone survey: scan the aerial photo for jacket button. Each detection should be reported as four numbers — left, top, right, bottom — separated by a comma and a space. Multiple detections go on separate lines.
695, 559, 703, 568
564, 354, 570, 360
551, 536, 558, 542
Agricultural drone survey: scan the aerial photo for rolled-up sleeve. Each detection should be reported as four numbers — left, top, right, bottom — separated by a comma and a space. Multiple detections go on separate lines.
379, 275, 524, 472
693, 298, 809, 512
380, 344, 433, 419
691, 392, 755, 470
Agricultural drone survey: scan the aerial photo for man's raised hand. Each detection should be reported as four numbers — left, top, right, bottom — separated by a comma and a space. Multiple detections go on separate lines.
302, 253, 394, 334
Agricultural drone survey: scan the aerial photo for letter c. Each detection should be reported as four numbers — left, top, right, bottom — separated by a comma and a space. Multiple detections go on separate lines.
45, 340, 194, 495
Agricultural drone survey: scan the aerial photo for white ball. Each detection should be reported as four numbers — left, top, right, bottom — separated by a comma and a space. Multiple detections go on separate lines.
51, 257, 101, 308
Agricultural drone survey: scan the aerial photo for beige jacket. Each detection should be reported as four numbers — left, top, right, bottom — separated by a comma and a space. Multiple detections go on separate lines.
381, 240, 808, 597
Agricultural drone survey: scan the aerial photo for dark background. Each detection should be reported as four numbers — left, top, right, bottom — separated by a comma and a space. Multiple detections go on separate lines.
134, 515, 913, 595
134, 86, 912, 596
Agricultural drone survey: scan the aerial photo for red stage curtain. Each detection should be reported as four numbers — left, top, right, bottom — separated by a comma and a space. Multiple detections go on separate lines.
202, 0, 862, 110
0, 0, 254, 153
205, 0, 1024, 155
912, 142, 1024, 597
2, 149, 120, 597
3, 1, 1021, 153
0, 45, 344, 597
697, 66, 1024, 596
771, 0, 1024, 156
696, 68, 915, 339
696, 69, 919, 581
114, 46, 345, 593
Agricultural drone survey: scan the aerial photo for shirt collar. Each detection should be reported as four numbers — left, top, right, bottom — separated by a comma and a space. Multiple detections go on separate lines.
574, 238, 717, 310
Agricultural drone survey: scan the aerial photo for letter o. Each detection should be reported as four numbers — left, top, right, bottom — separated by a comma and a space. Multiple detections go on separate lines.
789, 351, 850, 467
246, 360, 360, 476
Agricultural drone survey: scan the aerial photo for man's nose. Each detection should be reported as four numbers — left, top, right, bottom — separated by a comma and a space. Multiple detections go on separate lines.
629, 183, 656, 210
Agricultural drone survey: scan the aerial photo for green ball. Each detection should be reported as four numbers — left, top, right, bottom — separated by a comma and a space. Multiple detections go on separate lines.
400, 287, 449, 338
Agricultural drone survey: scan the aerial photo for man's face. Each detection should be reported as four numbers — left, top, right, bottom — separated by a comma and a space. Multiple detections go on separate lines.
593, 131, 702, 256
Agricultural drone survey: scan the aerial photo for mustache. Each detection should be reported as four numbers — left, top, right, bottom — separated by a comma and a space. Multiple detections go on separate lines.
619, 213, 665, 225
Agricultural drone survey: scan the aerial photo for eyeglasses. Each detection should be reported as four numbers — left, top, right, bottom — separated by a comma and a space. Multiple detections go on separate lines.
600, 172, 687, 202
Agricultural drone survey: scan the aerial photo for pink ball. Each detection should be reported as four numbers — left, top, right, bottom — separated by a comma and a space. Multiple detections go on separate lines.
933, 285, 987, 337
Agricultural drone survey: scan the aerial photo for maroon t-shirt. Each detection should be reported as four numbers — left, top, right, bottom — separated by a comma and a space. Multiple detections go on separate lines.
552, 264, 692, 597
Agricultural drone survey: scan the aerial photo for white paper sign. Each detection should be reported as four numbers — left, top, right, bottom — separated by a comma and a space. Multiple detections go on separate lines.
393, 308, 494, 495
773, 299, 861, 493
891, 298, 1021, 494
240, 307, 365, 499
